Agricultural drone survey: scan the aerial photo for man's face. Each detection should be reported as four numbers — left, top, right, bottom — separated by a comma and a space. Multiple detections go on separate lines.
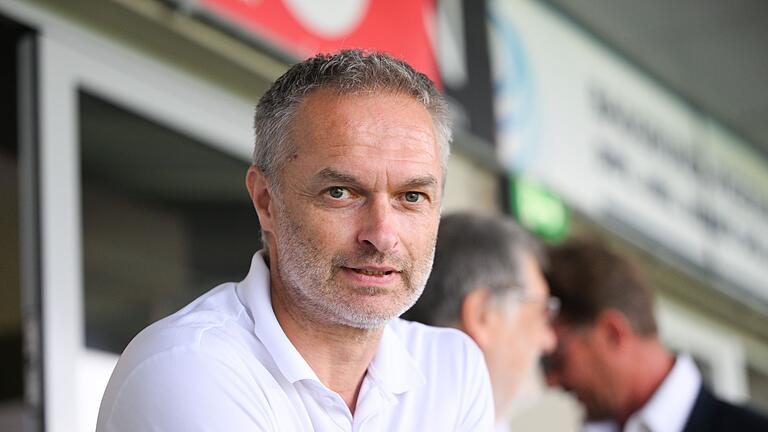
484, 254, 557, 418
544, 321, 618, 421
268, 89, 443, 329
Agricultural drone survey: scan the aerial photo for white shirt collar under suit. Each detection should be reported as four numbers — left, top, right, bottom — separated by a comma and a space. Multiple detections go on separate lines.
584, 354, 702, 432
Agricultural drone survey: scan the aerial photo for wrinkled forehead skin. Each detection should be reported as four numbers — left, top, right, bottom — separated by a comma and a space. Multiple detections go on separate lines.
282, 87, 448, 185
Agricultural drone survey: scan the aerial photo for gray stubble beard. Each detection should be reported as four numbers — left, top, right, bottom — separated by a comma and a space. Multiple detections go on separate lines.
273, 206, 436, 330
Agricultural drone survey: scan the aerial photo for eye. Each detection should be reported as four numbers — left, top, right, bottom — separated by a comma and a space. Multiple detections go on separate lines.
327, 186, 350, 200
404, 191, 424, 203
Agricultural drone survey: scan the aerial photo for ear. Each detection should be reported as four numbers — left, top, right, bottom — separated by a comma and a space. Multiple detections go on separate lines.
460, 288, 499, 350
246, 165, 276, 241
593, 309, 633, 352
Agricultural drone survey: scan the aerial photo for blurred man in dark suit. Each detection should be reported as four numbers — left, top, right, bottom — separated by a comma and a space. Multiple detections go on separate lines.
543, 240, 768, 432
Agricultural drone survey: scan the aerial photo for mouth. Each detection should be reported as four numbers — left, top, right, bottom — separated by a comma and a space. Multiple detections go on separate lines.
346, 266, 397, 276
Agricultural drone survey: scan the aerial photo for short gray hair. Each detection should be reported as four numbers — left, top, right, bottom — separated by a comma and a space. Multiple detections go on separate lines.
253, 50, 452, 187
403, 212, 545, 327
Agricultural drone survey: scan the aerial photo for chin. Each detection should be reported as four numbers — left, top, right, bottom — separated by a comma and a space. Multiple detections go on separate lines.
335, 313, 393, 330
328, 303, 402, 330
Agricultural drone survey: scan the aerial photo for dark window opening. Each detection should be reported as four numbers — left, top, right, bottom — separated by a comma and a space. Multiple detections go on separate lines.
79, 92, 261, 354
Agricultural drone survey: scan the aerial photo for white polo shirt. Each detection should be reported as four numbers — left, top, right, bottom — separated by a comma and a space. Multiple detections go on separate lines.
97, 252, 494, 431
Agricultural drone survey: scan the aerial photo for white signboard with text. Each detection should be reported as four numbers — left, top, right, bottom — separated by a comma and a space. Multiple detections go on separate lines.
491, 0, 768, 306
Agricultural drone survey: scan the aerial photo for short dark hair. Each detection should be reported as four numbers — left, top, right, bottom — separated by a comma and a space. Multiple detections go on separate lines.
403, 212, 544, 326
253, 49, 451, 187
545, 240, 657, 336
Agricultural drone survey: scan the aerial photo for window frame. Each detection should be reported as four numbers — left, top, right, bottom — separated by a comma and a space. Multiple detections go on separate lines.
1, 2, 260, 431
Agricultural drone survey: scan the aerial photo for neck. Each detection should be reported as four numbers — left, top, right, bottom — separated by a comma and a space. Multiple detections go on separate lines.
269, 274, 383, 415
617, 340, 675, 425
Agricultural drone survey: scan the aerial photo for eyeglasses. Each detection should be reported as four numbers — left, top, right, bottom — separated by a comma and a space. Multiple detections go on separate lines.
503, 290, 561, 323
544, 296, 561, 322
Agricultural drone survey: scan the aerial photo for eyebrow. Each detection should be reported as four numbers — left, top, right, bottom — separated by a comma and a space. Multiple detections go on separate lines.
313, 167, 439, 191
314, 168, 359, 185
401, 175, 440, 191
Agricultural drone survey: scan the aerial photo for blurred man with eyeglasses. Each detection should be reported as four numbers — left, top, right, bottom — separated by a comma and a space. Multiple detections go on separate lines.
543, 240, 768, 432
403, 212, 558, 430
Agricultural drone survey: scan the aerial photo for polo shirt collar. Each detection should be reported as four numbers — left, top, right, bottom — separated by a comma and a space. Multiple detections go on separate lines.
236, 251, 425, 397
366, 323, 426, 397
236, 251, 319, 384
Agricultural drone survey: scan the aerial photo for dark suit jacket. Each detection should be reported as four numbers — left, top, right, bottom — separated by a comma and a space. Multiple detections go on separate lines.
682, 385, 768, 432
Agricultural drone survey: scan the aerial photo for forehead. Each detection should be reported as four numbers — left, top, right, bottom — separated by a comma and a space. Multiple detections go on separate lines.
552, 320, 592, 341
553, 320, 575, 334
289, 89, 440, 167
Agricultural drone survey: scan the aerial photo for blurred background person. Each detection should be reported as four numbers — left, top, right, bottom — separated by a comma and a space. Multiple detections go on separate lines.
543, 240, 768, 432
403, 212, 558, 430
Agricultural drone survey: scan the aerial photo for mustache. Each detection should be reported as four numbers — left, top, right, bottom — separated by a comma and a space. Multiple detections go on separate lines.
332, 248, 410, 272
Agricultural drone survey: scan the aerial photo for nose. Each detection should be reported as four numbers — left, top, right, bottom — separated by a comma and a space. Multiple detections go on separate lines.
357, 196, 399, 252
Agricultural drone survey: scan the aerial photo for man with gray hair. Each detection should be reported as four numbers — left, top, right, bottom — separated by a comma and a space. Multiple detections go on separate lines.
97, 50, 494, 431
404, 212, 558, 429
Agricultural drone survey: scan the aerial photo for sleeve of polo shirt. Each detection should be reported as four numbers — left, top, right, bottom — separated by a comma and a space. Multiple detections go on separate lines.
456, 339, 496, 431
97, 347, 275, 432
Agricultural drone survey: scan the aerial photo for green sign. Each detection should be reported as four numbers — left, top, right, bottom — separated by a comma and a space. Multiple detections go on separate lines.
509, 176, 570, 241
